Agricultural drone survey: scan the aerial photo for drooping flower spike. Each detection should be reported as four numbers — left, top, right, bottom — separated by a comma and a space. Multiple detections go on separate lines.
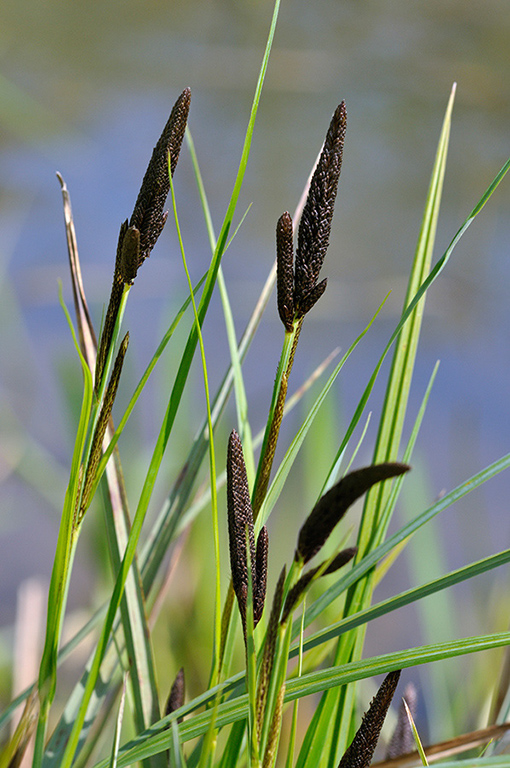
296, 462, 410, 565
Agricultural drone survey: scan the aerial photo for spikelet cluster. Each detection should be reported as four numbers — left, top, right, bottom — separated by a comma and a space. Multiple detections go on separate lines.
338, 670, 401, 768
96, 88, 191, 390
277, 102, 347, 332
227, 430, 268, 634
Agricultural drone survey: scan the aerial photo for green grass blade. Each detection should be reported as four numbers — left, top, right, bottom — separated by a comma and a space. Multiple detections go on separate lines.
100, 486, 164, 768
33, 286, 94, 768
218, 266, 256, 485
296, 547, 510, 658
359, 83, 456, 558
108, 677, 127, 768
95, 632, 510, 767
139, 261, 273, 594
63, 167, 163, 757
403, 699, 429, 766
168, 721, 187, 768
187, 126, 255, 484
89, 273, 207, 499
137, 0, 282, 587
376, 361, 440, 538
158, 0, 281, 465
169, 165, 221, 687
283, 632, 510, 702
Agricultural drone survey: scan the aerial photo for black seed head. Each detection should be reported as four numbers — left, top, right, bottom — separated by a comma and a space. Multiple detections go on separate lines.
227, 430, 268, 632
227, 430, 255, 629
254, 526, 269, 626
296, 463, 410, 564
276, 211, 295, 332
294, 101, 347, 317
338, 670, 401, 768
128, 87, 191, 273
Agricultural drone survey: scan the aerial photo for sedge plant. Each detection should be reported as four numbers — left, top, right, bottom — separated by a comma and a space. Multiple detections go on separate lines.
2, 2, 510, 768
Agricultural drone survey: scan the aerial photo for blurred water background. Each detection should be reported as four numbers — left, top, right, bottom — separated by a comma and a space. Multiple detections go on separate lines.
1, 0, 510, 741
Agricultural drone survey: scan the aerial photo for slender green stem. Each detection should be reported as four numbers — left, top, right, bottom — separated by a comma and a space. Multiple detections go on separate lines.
252, 318, 303, 517
169, 164, 222, 689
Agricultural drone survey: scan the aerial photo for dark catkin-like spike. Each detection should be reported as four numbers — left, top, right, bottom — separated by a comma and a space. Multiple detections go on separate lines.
322, 546, 358, 575
257, 566, 286, 737
227, 430, 256, 630
338, 670, 401, 768
129, 87, 191, 269
281, 547, 357, 624
96, 89, 190, 392
254, 526, 269, 627
80, 333, 129, 522
165, 667, 185, 722
386, 682, 418, 759
276, 211, 295, 332
296, 463, 410, 564
294, 101, 347, 317
281, 570, 315, 625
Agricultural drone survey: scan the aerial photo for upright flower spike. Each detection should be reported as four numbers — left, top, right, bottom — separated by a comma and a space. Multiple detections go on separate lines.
227, 430, 268, 632
276, 211, 295, 332
338, 670, 401, 768
127, 86, 191, 275
95, 88, 191, 391
296, 462, 410, 565
294, 101, 347, 318
254, 525, 269, 626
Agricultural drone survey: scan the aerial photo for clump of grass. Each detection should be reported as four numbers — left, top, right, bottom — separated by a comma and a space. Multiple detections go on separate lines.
2, 2, 510, 768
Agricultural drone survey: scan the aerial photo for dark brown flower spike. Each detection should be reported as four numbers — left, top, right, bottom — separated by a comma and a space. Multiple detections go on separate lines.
338, 670, 401, 768
254, 525, 269, 626
95, 88, 190, 391
386, 682, 417, 759
281, 547, 357, 624
227, 430, 269, 632
296, 463, 410, 564
276, 211, 295, 332
165, 667, 185, 722
294, 101, 347, 318
128, 87, 191, 272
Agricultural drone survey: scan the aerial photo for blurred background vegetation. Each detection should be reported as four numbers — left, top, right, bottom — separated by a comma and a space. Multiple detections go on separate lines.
1, 0, 510, 743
